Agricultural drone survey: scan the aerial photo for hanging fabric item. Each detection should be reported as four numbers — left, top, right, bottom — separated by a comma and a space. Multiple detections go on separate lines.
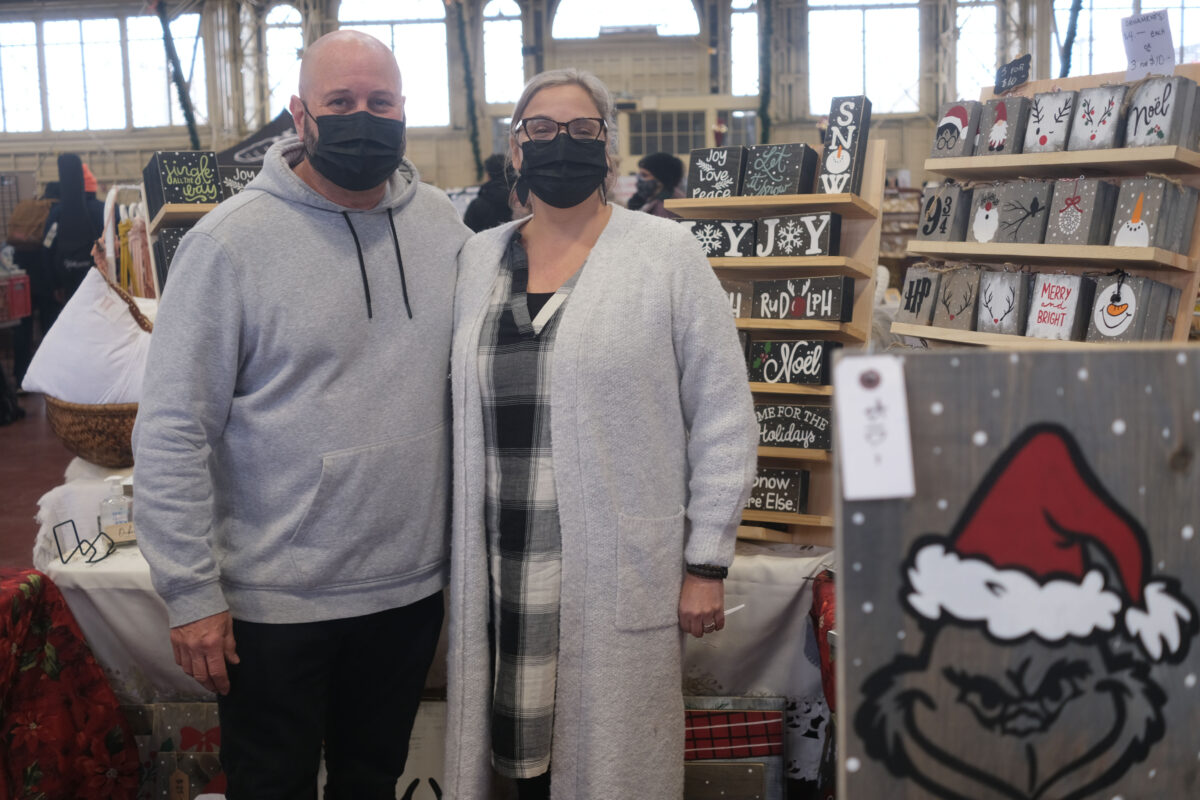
117, 218, 134, 295
126, 217, 155, 299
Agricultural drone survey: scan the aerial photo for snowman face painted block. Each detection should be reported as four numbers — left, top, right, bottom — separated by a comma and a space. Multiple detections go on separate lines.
755, 213, 840, 257
1085, 274, 1150, 342
1067, 86, 1127, 151
686, 147, 747, 198
977, 270, 1031, 336
681, 218, 757, 257
977, 97, 1030, 156
931, 101, 983, 158
1022, 92, 1076, 153
1026, 273, 1095, 341
817, 95, 872, 195
931, 266, 982, 330
967, 185, 1003, 244
1110, 178, 1169, 249
1125, 77, 1197, 148
915, 182, 972, 242
1045, 177, 1119, 246
997, 179, 1053, 244
895, 266, 942, 325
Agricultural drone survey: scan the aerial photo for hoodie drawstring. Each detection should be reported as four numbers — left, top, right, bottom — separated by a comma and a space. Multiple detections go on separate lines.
339, 210, 413, 321
341, 211, 373, 319
386, 208, 413, 320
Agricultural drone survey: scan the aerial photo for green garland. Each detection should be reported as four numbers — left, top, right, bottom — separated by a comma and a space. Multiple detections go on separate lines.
757, 0, 772, 144
453, 2, 484, 181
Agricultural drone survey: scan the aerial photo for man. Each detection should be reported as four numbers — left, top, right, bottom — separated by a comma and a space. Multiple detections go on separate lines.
626, 151, 684, 218
133, 30, 470, 799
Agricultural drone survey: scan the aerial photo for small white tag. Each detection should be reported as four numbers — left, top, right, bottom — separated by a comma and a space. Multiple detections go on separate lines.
1123, 10, 1175, 80
833, 354, 916, 500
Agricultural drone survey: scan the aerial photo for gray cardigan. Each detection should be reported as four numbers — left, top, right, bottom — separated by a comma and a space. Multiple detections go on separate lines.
444, 205, 758, 799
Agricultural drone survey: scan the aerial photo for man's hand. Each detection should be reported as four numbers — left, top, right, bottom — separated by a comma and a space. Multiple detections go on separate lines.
170, 611, 240, 694
678, 573, 725, 638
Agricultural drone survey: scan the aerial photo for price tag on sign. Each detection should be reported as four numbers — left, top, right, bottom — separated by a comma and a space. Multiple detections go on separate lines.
833, 354, 916, 501
994, 53, 1031, 96
1123, 10, 1175, 81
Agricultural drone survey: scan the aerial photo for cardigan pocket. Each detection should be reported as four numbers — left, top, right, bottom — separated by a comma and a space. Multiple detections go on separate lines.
615, 506, 686, 631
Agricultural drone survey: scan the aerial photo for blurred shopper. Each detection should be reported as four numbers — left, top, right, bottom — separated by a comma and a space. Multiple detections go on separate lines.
463, 153, 517, 232
626, 151, 684, 218
42, 156, 104, 306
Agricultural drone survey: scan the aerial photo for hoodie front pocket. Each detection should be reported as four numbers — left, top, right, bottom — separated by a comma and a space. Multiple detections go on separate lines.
615, 506, 686, 632
287, 424, 450, 589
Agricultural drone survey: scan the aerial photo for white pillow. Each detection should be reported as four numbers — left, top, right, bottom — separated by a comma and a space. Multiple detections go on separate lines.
22, 269, 151, 404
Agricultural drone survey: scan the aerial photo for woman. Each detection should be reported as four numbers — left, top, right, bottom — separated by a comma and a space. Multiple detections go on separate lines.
445, 68, 757, 800
627, 151, 685, 218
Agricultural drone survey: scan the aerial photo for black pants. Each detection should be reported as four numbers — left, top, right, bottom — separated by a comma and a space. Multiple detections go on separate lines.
515, 771, 551, 800
217, 592, 444, 800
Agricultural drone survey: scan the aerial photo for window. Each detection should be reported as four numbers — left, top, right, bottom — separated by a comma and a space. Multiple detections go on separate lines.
1051, 0, 1134, 78
43, 18, 125, 131
265, 4, 303, 116
808, 0, 920, 116
338, 0, 450, 127
483, 0, 523, 104
627, 110, 706, 157
0, 22, 43, 132
127, 13, 208, 128
551, 0, 700, 39
723, 110, 758, 146
731, 0, 758, 97
957, 1, 999, 101
1164, 1, 1200, 64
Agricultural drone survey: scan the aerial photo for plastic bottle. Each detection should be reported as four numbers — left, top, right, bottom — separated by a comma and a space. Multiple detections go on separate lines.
100, 475, 134, 545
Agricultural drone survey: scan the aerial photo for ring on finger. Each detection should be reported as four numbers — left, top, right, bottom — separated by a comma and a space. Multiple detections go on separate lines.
703, 622, 717, 632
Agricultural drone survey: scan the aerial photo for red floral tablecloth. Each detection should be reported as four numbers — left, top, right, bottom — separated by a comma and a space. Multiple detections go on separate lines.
0, 569, 139, 799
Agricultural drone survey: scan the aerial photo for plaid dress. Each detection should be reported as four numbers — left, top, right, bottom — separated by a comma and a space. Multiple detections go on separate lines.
478, 233, 580, 779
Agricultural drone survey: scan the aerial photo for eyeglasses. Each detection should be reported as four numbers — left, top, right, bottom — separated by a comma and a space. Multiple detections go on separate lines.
515, 116, 607, 142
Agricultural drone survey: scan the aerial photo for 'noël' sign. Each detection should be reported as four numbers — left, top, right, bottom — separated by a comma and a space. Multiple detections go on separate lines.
745, 467, 809, 514
756, 403, 832, 450
751, 276, 854, 321
817, 95, 872, 195
747, 339, 837, 385
686, 146, 747, 198
755, 213, 840, 257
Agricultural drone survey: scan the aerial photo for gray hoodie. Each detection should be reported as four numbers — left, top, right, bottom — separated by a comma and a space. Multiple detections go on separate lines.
133, 140, 470, 626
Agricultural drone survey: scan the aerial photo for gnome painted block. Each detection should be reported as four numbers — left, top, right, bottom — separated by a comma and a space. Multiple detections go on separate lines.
720, 278, 754, 318
838, 348, 1200, 800
686, 147, 747, 198
817, 95, 872, 195
682, 218, 756, 257
977, 97, 1030, 155
976, 270, 1032, 336
755, 213, 840, 257
895, 265, 942, 325
915, 181, 972, 242
1125, 76, 1198, 148
1022, 92, 1076, 153
931, 102, 983, 158
747, 339, 838, 385
746, 467, 809, 514
1025, 272, 1094, 340
751, 276, 854, 322
930, 266, 981, 330
1110, 178, 1170, 249
966, 184, 1003, 244
997, 179, 1053, 244
1067, 85, 1127, 151
1045, 177, 1119, 246
1084, 274, 1152, 342
740, 143, 818, 196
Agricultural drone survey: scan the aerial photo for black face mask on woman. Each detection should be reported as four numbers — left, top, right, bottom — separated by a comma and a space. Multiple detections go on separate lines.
303, 104, 406, 192
516, 134, 609, 208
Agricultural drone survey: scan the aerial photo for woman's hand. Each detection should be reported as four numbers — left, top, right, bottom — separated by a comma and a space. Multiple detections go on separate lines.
678, 573, 725, 638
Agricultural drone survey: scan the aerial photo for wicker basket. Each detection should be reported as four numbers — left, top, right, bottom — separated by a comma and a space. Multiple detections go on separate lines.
43, 266, 153, 469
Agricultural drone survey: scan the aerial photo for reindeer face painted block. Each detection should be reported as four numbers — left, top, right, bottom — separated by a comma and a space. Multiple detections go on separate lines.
720, 279, 754, 317
1084, 274, 1152, 342
1067, 86, 1127, 151
915, 182, 972, 242
1045, 177, 1119, 246
682, 219, 757, 257
976, 270, 1031, 336
755, 213, 840, 257
747, 339, 839, 385
818, 95, 872, 195
1110, 178, 1169, 249
1022, 92, 1076, 153
686, 147, 747, 198
1125, 76, 1198, 148
895, 266, 942, 326
930, 266, 981, 330
1025, 273, 1094, 340
997, 179, 1053, 244
751, 276, 854, 322
977, 97, 1030, 155
967, 184, 1003, 244
931, 102, 983, 158
740, 143, 818, 196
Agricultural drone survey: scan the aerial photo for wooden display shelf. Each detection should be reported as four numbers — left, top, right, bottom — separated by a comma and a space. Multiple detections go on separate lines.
905, 240, 1191, 271
890, 322, 1101, 349
736, 318, 867, 343
737, 524, 833, 547
924, 146, 1200, 181
757, 446, 831, 462
710, 256, 873, 279
665, 193, 878, 220
148, 202, 217, 235
742, 510, 834, 527
749, 382, 834, 397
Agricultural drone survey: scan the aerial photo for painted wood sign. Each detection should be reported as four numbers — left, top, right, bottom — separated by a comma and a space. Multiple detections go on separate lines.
1165, 183, 1200, 255
967, 184, 1002, 244
142, 150, 220, 222
931, 101, 982, 158
839, 348, 1200, 800
930, 266, 981, 330
747, 339, 838, 385
1022, 92, 1076, 153
756, 403, 833, 450
993, 53, 1031, 95
682, 218, 757, 257
1124, 76, 1199, 148
153, 226, 190, 290
1045, 176, 1119, 246
996, 179, 1053, 244
976, 270, 1032, 336
740, 143, 818, 196
817, 96, 872, 195
745, 467, 809, 514
721, 279, 754, 318
1110, 177, 1169, 249
1084, 273, 1152, 342
1025, 272, 1095, 340
915, 181, 972, 242
755, 213, 840, 257
687, 147, 747, 198
751, 276, 854, 322
1067, 85, 1127, 151
894, 265, 942, 326
977, 96, 1030, 155
218, 165, 261, 200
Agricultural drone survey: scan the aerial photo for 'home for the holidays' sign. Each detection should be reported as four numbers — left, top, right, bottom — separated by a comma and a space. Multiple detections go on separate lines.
817, 96, 872, 195
756, 403, 832, 450
747, 339, 837, 385
686, 147, 747, 198
745, 467, 809, 514
755, 213, 840, 257
751, 276, 854, 322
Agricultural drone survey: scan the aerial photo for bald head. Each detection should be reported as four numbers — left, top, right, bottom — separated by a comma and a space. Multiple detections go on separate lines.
297, 30, 402, 105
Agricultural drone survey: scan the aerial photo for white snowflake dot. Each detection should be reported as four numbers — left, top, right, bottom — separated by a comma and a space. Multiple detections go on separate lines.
1112, 419, 1127, 435
862, 602, 874, 614
937, 498, 949, 510
1056, 387, 1065, 397
1077, 367, 1089, 381
1184, 525, 1195, 541
846, 757, 861, 773
1157, 560, 1166, 570
1139, 486, 1146, 496
1194, 410, 1200, 423
931, 402, 944, 415
973, 430, 989, 446
852, 512, 865, 526
853, 658, 862, 667
991, 388, 1001, 398
1163, 428, 1171, 439
897, 630, 906, 640
1186, 674, 1197, 688
950, 357, 960, 368
932, 446, 943, 456
1149, 769, 1157, 779
1178, 352, 1188, 365
1146, 385, 1153, 395
852, 562, 862, 572
1009, 353, 1019, 364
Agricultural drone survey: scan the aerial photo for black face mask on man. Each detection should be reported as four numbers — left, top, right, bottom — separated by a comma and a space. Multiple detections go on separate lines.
302, 103, 406, 192
516, 134, 609, 209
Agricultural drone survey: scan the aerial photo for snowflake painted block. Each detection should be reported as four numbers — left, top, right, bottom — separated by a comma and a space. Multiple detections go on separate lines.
740, 143, 819, 196
817, 95, 872, 195
1045, 177, 1119, 246
966, 184, 1003, 244
751, 276, 854, 322
930, 266, 982, 331
931, 101, 983, 158
686, 147, 747, 198
915, 181, 972, 242
1067, 86, 1127, 151
681, 219, 756, 258
720, 279, 753, 318
746, 467, 810, 514
755, 213, 840, 257
976, 270, 1032, 336
1022, 92, 1076, 153
976, 97, 1030, 155
1025, 273, 1095, 341
756, 403, 833, 450
895, 265, 942, 326
1124, 76, 1199, 148
1084, 274, 1152, 342
747, 339, 839, 385
142, 150, 220, 223
1109, 178, 1170, 249
997, 180, 1053, 244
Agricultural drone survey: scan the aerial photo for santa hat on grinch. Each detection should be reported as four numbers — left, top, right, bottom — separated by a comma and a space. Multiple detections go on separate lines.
906, 424, 1196, 663
938, 105, 969, 136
